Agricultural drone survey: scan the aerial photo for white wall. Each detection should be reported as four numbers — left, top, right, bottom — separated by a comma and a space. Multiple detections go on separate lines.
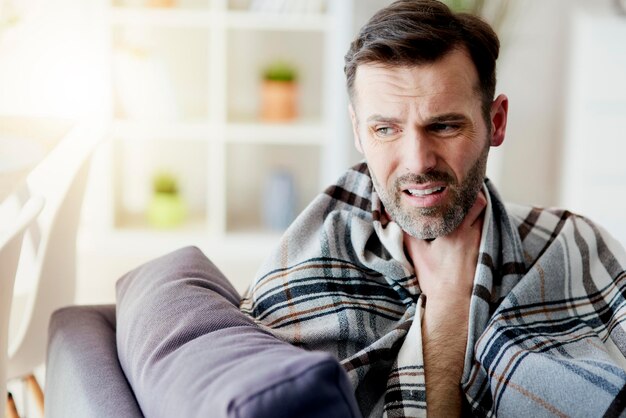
560, 2, 626, 244
491, 0, 572, 207
493, 0, 626, 247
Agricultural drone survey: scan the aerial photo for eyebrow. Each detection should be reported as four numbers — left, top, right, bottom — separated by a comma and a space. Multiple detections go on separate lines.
365, 113, 468, 124
365, 114, 403, 124
426, 113, 468, 124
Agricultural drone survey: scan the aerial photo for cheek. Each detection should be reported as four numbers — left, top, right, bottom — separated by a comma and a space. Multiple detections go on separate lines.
449, 143, 487, 182
362, 141, 399, 188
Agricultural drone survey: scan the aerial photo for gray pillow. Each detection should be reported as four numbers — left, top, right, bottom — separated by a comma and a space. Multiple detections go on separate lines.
116, 246, 361, 418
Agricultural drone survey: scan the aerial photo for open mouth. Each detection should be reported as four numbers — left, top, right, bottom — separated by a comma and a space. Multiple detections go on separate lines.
404, 186, 446, 197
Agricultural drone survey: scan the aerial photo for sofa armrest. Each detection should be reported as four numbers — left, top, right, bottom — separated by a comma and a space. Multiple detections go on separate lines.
46, 305, 143, 418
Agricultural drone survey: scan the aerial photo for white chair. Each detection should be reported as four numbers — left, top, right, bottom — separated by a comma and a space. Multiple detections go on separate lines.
7, 132, 97, 416
0, 196, 44, 418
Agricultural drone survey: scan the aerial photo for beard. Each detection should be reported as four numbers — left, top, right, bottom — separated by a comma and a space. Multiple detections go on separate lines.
370, 144, 489, 240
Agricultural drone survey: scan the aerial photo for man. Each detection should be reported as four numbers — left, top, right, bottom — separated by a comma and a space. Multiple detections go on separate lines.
241, 1, 626, 417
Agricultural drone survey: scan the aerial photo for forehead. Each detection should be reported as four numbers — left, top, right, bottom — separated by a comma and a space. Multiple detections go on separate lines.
352, 49, 481, 115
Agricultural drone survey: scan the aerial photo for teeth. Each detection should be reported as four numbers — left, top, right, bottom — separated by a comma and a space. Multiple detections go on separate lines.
407, 187, 444, 196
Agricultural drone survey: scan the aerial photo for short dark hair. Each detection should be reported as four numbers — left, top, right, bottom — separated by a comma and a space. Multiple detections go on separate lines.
344, 0, 500, 120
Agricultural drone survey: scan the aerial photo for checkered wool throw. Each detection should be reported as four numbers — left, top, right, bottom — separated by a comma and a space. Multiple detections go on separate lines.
240, 162, 626, 417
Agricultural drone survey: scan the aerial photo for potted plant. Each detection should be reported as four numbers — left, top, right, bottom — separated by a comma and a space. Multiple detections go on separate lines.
260, 60, 298, 122
146, 0, 176, 7
147, 171, 187, 228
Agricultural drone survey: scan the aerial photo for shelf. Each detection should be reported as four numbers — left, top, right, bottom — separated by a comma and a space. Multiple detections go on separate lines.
115, 210, 208, 232
85, 225, 281, 260
110, 218, 283, 245
112, 120, 326, 145
110, 7, 329, 31
225, 10, 329, 31
225, 120, 326, 145
110, 8, 213, 27
113, 120, 215, 141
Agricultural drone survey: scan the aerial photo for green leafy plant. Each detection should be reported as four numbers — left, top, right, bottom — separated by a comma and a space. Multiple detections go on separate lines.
152, 171, 178, 195
148, 171, 186, 228
263, 61, 297, 82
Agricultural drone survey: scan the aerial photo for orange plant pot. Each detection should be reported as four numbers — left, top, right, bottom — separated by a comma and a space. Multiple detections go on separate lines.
146, 0, 175, 7
260, 81, 298, 122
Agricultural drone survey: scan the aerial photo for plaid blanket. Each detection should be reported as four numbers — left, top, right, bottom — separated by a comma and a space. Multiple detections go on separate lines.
240, 162, 626, 417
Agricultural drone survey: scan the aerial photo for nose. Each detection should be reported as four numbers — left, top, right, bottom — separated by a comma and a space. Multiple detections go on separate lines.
401, 131, 437, 174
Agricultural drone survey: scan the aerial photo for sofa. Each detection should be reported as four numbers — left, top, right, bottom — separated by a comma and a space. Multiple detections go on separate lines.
45, 246, 362, 418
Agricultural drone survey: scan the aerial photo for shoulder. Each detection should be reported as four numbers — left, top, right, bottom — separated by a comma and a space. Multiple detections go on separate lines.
505, 203, 626, 271
505, 203, 580, 240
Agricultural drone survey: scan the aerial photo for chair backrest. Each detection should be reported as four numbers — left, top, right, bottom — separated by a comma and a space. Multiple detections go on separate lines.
7, 133, 96, 380
0, 196, 44, 415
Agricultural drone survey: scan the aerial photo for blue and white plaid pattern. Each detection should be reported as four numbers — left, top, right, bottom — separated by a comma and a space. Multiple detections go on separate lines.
241, 162, 626, 417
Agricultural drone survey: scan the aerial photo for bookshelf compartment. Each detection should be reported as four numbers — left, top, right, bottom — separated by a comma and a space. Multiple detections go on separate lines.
112, 138, 210, 230
225, 142, 321, 233
225, 29, 324, 124
112, 26, 210, 122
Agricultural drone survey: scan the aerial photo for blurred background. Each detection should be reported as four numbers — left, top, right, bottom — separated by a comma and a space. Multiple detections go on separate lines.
1, 0, 625, 302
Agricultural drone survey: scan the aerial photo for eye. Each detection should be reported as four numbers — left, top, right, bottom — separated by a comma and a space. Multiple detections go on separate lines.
372, 125, 401, 140
429, 123, 461, 135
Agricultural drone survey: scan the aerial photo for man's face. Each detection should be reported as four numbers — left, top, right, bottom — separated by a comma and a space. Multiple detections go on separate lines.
349, 49, 507, 239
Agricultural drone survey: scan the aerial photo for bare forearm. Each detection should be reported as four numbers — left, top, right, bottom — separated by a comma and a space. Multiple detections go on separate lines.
422, 294, 470, 417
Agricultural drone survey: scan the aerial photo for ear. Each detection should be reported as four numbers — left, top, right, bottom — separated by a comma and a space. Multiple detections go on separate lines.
349, 104, 364, 154
490, 94, 508, 147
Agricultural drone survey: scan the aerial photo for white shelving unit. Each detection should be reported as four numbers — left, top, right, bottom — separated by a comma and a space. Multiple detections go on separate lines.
89, 0, 355, 289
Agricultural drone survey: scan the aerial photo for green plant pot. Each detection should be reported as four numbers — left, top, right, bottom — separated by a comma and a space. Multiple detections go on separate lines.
147, 192, 187, 228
